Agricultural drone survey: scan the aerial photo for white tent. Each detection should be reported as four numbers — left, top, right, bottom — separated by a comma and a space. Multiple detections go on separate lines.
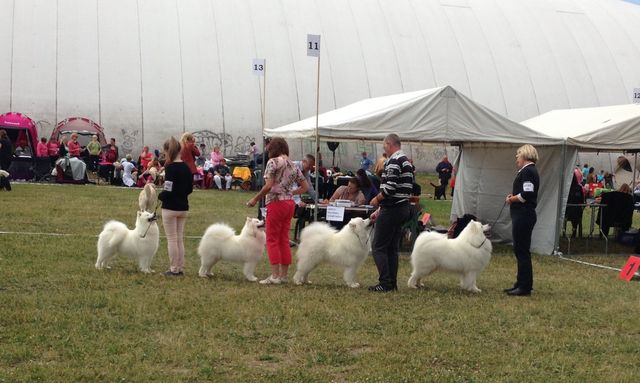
266, 86, 570, 254
522, 105, 640, 252
521, 104, 640, 151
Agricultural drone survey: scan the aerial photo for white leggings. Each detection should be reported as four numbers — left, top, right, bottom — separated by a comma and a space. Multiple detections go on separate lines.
162, 209, 188, 272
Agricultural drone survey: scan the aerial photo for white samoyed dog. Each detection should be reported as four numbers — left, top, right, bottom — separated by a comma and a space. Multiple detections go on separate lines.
198, 217, 266, 281
293, 217, 373, 288
95, 210, 160, 273
408, 220, 492, 293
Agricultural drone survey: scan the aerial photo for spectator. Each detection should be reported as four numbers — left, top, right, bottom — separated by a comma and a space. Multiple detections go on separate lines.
103, 138, 119, 161
356, 168, 377, 204
211, 158, 232, 190
360, 151, 373, 171
436, 155, 453, 194
586, 167, 596, 184
246, 137, 308, 285
247, 141, 258, 167
604, 171, 614, 189
210, 145, 224, 168
36, 137, 49, 157
47, 137, 60, 158
138, 145, 154, 170
158, 136, 193, 276
67, 133, 81, 157
373, 152, 387, 178
596, 170, 605, 184
581, 163, 589, 183
196, 143, 207, 167
86, 135, 102, 171
179, 132, 200, 176
58, 135, 69, 158
121, 155, 138, 187
0, 129, 12, 171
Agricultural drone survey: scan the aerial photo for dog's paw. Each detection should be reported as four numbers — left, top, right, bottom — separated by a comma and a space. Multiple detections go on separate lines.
247, 276, 258, 282
348, 282, 360, 288
198, 273, 210, 278
293, 280, 304, 286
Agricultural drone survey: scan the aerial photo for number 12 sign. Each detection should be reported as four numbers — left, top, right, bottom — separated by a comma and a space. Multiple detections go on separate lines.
307, 34, 320, 57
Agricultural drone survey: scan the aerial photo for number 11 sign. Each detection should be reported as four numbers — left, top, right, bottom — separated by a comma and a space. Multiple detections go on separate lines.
307, 34, 320, 57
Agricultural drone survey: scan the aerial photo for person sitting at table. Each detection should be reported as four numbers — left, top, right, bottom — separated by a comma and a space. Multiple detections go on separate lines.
14, 139, 32, 157
211, 158, 232, 190
323, 177, 366, 206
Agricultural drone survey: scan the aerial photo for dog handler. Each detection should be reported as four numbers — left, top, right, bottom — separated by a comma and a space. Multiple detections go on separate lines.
369, 133, 414, 292
504, 144, 540, 296
158, 136, 193, 276
246, 137, 308, 284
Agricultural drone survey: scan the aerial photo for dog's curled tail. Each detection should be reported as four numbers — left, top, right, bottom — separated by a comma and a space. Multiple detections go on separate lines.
100, 220, 129, 248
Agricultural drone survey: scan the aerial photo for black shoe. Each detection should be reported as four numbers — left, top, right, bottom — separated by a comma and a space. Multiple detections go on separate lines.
506, 287, 531, 296
368, 284, 396, 293
503, 286, 518, 293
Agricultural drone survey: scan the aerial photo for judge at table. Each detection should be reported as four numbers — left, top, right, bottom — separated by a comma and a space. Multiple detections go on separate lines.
323, 177, 366, 206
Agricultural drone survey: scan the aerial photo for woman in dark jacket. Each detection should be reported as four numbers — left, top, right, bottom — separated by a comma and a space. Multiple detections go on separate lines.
158, 136, 193, 276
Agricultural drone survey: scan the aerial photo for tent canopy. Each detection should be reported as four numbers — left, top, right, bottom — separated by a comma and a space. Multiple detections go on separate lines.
51, 117, 107, 147
521, 104, 640, 151
0, 112, 39, 151
265, 86, 563, 146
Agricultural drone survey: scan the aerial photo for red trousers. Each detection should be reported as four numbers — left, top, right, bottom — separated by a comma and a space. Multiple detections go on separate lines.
266, 199, 295, 265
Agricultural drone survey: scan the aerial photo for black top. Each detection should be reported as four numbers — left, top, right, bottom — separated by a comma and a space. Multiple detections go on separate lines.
211, 164, 230, 176
511, 163, 539, 210
158, 162, 193, 211
436, 160, 453, 182
0, 137, 12, 159
380, 150, 414, 207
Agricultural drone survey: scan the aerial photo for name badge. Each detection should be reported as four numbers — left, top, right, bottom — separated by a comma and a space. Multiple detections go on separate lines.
523, 181, 534, 192
164, 180, 173, 192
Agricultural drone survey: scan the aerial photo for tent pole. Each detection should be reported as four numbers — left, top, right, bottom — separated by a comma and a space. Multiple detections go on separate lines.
633, 152, 638, 192
313, 53, 321, 221
553, 142, 567, 255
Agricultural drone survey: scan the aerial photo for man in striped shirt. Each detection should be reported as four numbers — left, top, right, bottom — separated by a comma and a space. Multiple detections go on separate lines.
369, 134, 414, 292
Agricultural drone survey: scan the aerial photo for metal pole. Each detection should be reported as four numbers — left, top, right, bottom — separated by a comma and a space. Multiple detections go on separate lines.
261, 63, 267, 210
314, 54, 321, 221
553, 143, 568, 255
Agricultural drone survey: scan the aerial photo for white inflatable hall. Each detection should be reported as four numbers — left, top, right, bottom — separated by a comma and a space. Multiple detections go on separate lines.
1, 0, 639, 168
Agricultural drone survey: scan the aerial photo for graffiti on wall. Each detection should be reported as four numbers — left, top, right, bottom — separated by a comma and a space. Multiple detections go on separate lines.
121, 129, 139, 155
193, 130, 256, 155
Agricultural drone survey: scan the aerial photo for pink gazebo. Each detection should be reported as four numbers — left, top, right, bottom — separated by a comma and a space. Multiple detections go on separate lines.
0, 112, 39, 151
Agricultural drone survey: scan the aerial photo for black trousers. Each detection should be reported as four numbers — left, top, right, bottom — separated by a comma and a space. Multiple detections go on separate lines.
372, 204, 411, 289
510, 207, 537, 291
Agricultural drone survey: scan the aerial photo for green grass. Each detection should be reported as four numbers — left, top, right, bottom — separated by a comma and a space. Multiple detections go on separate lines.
0, 182, 638, 382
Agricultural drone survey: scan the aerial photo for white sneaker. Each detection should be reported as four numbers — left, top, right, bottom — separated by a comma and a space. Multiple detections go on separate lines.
259, 275, 281, 285
280, 276, 288, 284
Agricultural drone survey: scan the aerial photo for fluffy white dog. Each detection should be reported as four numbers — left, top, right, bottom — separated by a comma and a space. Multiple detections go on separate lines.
408, 220, 492, 293
293, 217, 373, 288
198, 217, 266, 281
95, 210, 159, 273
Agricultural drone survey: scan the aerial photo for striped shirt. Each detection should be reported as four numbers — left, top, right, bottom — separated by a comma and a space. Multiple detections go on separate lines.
380, 149, 414, 206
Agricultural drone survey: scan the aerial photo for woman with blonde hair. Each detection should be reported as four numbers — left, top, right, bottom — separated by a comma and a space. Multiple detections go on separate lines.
504, 144, 539, 296
179, 132, 200, 176
158, 136, 193, 276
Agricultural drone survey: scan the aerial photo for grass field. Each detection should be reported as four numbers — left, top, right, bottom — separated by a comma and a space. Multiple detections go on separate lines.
0, 181, 638, 382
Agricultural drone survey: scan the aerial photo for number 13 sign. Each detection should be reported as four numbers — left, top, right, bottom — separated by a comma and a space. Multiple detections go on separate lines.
307, 34, 320, 57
